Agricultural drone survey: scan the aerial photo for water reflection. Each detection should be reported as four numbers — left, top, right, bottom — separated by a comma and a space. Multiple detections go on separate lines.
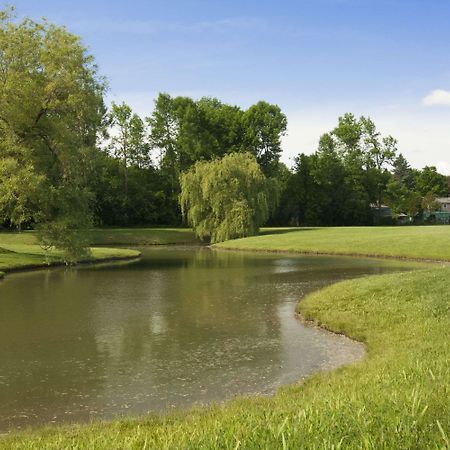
0, 247, 416, 431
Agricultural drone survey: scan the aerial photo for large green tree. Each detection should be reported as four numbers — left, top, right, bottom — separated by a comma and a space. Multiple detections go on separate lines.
414, 166, 448, 197
274, 114, 400, 226
180, 153, 275, 243
0, 8, 105, 260
242, 101, 287, 176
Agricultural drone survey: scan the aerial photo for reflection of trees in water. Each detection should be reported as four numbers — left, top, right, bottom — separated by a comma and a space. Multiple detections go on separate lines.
49, 248, 286, 417
89, 247, 284, 389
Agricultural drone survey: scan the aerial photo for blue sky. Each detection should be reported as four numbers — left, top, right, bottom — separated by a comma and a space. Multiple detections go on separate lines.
11, 0, 450, 173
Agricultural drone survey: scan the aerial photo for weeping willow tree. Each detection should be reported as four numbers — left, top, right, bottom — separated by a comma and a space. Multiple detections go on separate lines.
180, 153, 276, 243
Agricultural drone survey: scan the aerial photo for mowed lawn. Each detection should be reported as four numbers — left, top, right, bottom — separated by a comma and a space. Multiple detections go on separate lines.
0, 231, 142, 276
216, 226, 450, 261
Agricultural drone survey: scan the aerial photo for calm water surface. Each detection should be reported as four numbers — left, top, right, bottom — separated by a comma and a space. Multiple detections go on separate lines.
0, 247, 414, 431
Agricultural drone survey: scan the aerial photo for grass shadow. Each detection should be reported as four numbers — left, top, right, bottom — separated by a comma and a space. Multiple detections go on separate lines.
258, 227, 318, 236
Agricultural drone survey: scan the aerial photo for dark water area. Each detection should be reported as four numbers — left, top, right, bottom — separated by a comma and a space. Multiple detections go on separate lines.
0, 247, 416, 432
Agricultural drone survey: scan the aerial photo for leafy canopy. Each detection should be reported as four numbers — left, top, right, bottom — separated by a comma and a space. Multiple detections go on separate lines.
180, 153, 275, 243
0, 7, 105, 261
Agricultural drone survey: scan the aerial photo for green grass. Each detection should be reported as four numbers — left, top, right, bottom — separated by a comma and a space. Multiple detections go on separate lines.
216, 226, 450, 261
0, 231, 140, 274
2, 266, 449, 449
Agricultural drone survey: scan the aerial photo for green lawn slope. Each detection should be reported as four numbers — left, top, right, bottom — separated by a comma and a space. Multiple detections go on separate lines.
216, 226, 450, 261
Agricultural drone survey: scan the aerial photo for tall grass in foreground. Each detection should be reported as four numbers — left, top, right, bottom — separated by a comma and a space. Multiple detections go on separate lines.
2, 267, 449, 449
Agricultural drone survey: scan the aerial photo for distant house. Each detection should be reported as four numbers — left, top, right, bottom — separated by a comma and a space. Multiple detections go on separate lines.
371, 205, 392, 218
425, 197, 450, 224
436, 197, 450, 213
397, 213, 410, 225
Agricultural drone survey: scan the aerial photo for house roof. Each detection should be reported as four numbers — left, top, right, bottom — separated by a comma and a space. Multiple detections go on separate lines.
436, 197, 450, 203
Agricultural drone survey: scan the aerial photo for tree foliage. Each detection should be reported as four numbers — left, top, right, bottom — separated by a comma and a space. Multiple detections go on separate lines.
272, 114, 448, 226
180, 153, 274, 243
1, 7, 448, 246
0, 7, 105, 260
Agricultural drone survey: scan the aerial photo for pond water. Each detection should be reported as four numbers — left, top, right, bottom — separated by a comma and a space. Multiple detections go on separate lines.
0, 246, 415, 431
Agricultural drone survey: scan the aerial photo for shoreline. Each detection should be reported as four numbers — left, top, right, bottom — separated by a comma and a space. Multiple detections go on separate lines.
0, 250, 141, 280
3, 265, 448, 447
0, 253, 141, 279
213, 244, 450, 264
1, 230, 449, 447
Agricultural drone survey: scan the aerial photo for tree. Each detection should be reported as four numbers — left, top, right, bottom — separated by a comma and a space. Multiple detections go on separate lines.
385, 178, 421, 217
180, 153, 274, 243
0, 124, 45, 230
415, 166, 447, 197
107, 102, 149, 197
360, 117, 397, 221
242, 101, 287, 176
147, 94, 287, 224
0, 156, 44, 231
329, 114, 397, 222
0, 8, 106, 260
421, 192, 441, 214
392, 154, 415, 190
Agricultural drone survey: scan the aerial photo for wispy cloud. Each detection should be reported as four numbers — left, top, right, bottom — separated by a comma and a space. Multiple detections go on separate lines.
72, 17, 266, 36
422, 89, 450, 106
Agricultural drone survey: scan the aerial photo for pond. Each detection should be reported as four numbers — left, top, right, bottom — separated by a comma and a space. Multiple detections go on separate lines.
0, 246, 415, 431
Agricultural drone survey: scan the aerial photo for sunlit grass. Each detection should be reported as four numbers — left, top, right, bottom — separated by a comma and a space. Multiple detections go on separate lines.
216, 226, 450, 261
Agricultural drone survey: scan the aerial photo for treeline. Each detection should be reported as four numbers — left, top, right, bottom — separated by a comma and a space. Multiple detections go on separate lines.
94, 95, 287, 226
1, 9, 449, 258
93, 106, 450, 229
273, 114, 449, 226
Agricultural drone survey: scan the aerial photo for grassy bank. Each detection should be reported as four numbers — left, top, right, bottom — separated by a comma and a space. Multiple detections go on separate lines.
216, 226, 450, 261
0, 228, 198, 276
0, 232, 141, 276
2, 266, 449, 449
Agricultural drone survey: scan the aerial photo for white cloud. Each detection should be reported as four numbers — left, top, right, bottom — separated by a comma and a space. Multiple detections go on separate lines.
72, 17, 265, 36
422, 89, 450, 106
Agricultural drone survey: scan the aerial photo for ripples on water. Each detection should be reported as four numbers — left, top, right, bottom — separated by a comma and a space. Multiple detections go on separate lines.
0, 247, 415, 431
